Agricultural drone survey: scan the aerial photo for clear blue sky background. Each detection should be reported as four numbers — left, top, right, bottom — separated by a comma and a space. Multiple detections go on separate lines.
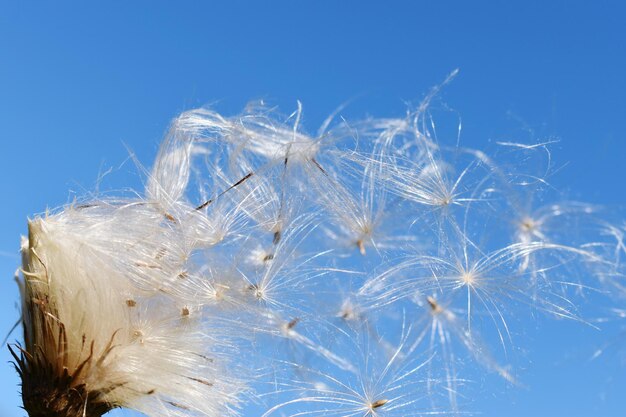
1, 2, 625, 417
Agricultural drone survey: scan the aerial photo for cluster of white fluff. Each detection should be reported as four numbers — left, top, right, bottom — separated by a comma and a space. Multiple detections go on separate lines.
14, 76, 626, 416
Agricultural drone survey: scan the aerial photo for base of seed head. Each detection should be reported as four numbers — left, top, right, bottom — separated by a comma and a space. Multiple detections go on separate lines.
10, 343, 113, 417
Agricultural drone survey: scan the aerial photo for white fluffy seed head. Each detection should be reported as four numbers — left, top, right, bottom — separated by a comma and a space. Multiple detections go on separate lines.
18, 204, 245, 417
15, 121, 250, 416
12, 90, 622, 417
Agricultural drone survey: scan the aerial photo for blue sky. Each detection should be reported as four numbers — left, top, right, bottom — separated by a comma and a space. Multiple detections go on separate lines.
1, 2, 625, 416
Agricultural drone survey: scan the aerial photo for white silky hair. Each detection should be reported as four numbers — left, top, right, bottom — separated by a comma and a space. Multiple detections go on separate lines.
14, 87, 626, 417
22, 205, 245, 416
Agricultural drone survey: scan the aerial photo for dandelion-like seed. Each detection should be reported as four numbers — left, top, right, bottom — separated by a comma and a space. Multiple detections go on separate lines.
9, 76, 622, 417
261, 324, 436, 417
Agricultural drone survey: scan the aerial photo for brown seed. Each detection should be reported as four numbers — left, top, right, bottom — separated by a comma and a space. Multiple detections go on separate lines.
135, 261, 162, 270
273, 230, 282, 245
188, 376, 214, 386
356, 240, 366, 256
371, 399, 388, 409
195, 199, 212, 210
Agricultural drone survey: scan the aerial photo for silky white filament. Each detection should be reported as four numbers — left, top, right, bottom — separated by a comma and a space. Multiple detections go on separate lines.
12, 84, 625, 417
